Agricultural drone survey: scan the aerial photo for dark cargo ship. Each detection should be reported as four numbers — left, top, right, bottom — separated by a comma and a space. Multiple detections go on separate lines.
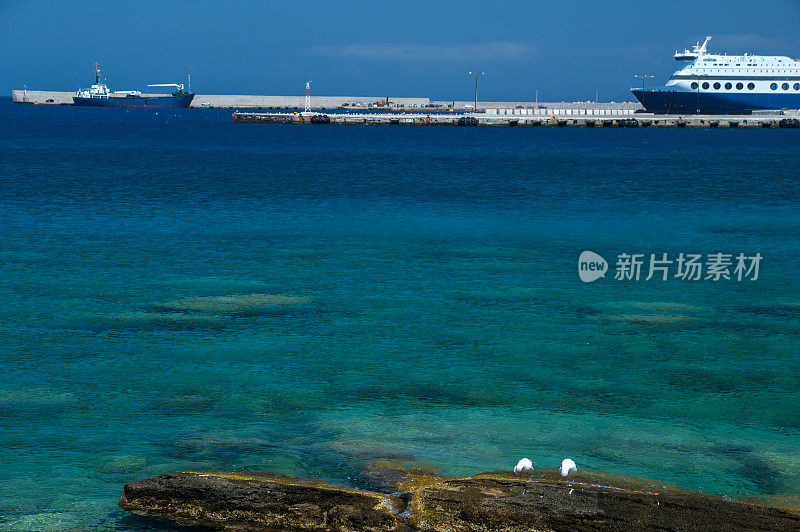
72, 63, 194, 108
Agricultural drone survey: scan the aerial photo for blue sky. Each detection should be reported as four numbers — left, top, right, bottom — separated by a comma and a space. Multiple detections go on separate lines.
1, 0, 799, 101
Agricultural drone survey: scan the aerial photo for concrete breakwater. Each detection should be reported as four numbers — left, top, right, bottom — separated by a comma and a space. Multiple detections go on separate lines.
434, 100, 643, 112
13, 89, 642, 112
11, 89, 643, 113
11, 90, 430, 109
233, 111, 800, 128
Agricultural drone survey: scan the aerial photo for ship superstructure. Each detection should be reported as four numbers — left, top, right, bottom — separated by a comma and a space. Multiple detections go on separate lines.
75, 63, 113, 99
632, 37, 800, 114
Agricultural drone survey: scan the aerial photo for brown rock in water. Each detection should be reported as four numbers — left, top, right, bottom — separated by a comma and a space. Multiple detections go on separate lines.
120, 469, 800, 531
403, 471, 800, 531
363, 459, 438, 493
119, 471, 402, 531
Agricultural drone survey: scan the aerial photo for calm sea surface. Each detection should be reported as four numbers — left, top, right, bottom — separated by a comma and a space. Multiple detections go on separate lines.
0, 98, 799, 530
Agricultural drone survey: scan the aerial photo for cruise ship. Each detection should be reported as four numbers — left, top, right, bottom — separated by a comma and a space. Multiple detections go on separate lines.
631, 37, 800, 114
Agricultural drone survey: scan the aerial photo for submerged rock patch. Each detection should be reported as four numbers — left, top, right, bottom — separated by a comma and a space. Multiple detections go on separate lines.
76, 312, 230, 330
152, 293, 311, 315
595, 313, 696, 325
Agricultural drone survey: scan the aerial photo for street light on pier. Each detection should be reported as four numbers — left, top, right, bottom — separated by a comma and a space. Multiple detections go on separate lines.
634, 74, 654, 90
468, 72, 485, 112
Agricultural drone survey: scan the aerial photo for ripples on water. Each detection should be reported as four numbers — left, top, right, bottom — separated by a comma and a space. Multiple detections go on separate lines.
0, 99, 799, 529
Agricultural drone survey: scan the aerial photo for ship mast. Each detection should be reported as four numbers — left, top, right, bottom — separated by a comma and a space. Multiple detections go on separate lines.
95, 62, 100, 84
695, 36, 711, 55
674, 36, 712, 61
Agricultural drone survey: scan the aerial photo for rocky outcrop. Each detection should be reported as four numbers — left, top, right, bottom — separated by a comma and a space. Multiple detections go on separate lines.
120, 469, 800, 531
119, 471, 401, 531
401, 471, 800, 531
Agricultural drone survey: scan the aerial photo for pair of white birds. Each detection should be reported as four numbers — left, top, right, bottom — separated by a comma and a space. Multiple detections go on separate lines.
513, 457, 577, 478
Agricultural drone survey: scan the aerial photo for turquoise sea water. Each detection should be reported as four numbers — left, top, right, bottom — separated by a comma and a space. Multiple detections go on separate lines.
1, 98, 799, 529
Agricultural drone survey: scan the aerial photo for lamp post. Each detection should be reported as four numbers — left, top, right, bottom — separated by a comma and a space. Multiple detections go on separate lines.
468, 71, 485, 113
634, 74, 654, 90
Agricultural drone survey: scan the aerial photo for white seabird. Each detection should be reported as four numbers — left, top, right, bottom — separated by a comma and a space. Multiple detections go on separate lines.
513, 458, 533, 476
559, 458, 577, 478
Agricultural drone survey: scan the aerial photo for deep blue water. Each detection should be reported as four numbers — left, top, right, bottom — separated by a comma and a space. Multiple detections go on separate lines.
1, 98, 799, 530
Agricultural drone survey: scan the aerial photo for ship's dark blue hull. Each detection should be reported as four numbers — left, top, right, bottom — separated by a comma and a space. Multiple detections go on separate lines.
632, 88, 800, 114
73, 93, 194, 108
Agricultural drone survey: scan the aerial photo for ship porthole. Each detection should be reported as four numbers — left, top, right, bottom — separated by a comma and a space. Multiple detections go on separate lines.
794, 83, 800, 90
702, 82, 710, 90
713, 82, 721, 90
691, 82, 698, 90
725, 82, 732, 90
770, 83, 778, 90
782, 83, 790, 90
748, 83, 756, 90
736, 83, 744, 90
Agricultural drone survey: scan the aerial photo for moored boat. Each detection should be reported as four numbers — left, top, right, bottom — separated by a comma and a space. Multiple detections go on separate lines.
632, 37, 800, 114
73, 63, 194, 108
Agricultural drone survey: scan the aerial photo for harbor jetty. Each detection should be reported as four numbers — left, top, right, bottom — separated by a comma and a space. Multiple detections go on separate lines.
233, 109, 800, 128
